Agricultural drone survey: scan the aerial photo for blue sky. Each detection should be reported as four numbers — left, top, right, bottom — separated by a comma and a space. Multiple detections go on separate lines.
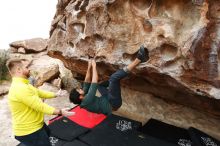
0, 0, 57, 49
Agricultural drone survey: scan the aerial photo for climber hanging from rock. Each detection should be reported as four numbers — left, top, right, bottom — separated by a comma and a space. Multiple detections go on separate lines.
69, 45, 149, 115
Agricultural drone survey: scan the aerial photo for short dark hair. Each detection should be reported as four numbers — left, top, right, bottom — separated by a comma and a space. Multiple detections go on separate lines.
6, 59, 28, 74
69, 89, 81, 104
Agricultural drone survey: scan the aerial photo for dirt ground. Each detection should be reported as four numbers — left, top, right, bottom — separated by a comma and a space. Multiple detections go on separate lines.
0, 95, 18, 146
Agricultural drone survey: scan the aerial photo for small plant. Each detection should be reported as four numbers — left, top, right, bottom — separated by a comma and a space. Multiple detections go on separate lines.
0, 49, 9, 81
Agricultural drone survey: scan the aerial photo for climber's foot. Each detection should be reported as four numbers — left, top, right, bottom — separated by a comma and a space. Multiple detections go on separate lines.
136, 45, 149, 63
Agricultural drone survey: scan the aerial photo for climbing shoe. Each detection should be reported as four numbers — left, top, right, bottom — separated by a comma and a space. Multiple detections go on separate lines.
137, 45, 149, 63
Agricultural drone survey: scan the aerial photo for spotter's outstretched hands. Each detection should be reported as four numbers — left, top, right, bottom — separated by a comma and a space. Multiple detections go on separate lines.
61, 108, 75, 117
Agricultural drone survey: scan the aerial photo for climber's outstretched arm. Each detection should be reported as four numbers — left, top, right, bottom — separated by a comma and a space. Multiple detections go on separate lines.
91, 60, 98, 83
84, 60, 92, 83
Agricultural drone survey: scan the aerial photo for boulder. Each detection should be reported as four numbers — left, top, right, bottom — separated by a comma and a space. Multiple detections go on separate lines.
10, 38, 48, 53
115, 86, 220, 140
55, 59, 81, 92
9, 43, 78, 90
17, 47, 26, 54
8, 47, 18, 53
51, 77, 62, 88
47, 0, 220, 116
29, 55, 59, 86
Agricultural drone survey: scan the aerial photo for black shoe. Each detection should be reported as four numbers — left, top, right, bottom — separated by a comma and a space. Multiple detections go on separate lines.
137, 45, 149, 63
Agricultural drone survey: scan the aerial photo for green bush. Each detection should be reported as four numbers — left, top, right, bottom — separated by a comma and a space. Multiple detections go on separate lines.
0, 49, 9, 81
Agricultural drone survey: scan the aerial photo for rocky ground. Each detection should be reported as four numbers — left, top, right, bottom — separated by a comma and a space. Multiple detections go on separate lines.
0, 94, 18, 146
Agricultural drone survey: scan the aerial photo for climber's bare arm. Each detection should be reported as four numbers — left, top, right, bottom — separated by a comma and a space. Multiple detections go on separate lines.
84, 60, 92, 83
91, 60, 98, 83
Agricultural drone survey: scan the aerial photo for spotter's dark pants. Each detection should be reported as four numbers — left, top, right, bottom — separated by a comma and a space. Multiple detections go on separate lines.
15, 123, 51, 146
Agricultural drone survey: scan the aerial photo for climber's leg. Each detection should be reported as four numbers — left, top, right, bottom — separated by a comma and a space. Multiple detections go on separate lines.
108, 45, 149, 110
108, 69, 128, 110
98, 85, 109, 97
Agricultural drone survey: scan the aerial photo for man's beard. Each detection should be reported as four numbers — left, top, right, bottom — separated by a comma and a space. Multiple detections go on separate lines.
26, 73, 30, 78
23, 70, 30, 78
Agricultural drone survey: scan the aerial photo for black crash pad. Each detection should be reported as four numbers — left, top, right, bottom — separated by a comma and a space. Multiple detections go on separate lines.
49, 135, 89, 146
80, 114, 178, 146
18, 139, 89, 146
17, 136, 64, 146
63, 140, 89, 146
49, 135, 67, 146
124, 131, 179, 146
17, 144, 26, 146
188, 127, 220, 146
139, 119, 192, 146
93, 114, 142, 131
80, 127, 178, 146
48, 117, 89, 141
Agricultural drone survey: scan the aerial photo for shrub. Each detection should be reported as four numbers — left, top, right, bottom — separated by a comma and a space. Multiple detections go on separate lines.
0, 49, 9, 81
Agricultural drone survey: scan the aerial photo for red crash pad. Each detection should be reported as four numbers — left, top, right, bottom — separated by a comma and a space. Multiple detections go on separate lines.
49, 106, 107, 129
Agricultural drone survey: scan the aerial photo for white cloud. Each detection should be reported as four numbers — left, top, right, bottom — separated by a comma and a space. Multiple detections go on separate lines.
0, 0, 57, 49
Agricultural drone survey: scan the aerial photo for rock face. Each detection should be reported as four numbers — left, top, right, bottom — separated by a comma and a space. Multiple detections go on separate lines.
10, 38, 48, 53
48, 0, 220, 116
116, 86, 220, 139
8, 38, 79, 90
29, 55, 60, 86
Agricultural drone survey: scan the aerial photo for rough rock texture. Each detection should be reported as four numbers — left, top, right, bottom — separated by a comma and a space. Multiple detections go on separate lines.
48, 0, 220, 116
9, 51, 60, 87
29, 55, 60, 86
8, 38, 79, 90
9, 51, 48, 61
10, 38, 48, 53
55, 58, 81, 92
17, 47, 26, 54
115, 86, 220, 139
51, 77, 62, 88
